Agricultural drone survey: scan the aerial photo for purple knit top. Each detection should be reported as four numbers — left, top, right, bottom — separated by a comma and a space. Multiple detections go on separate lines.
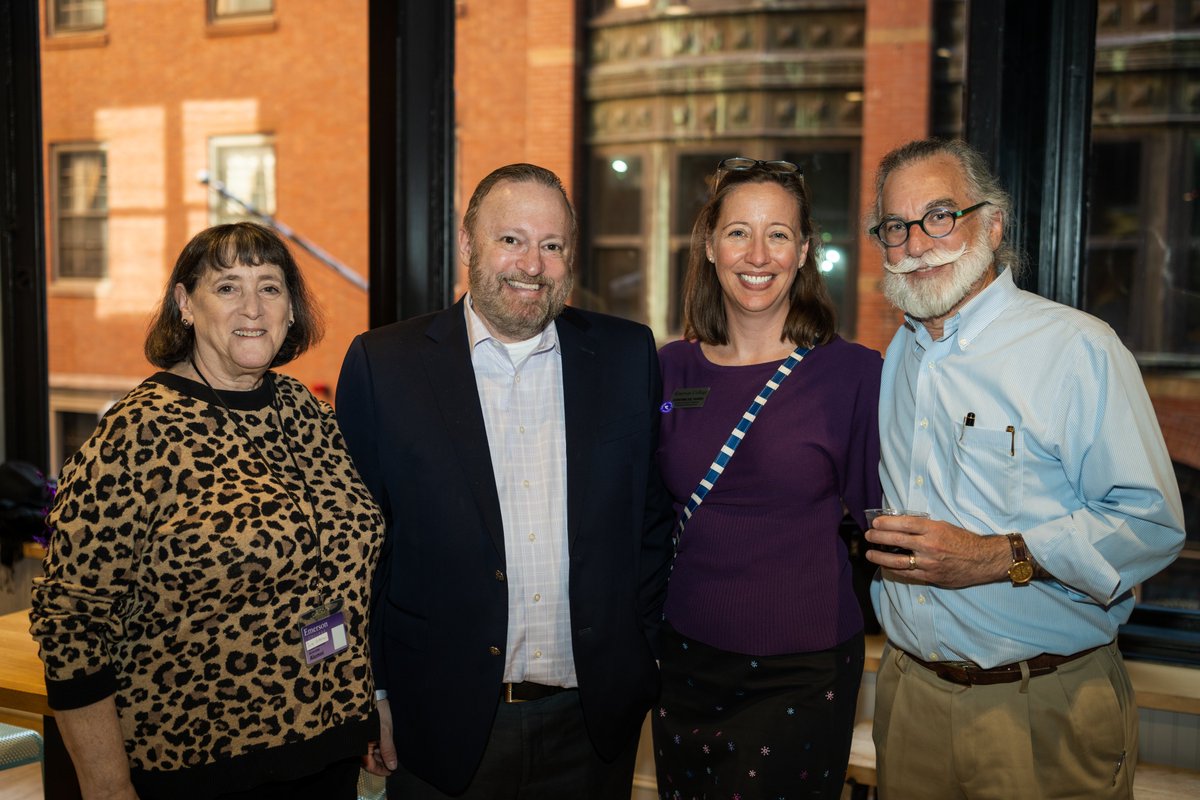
658, 336, 882, 656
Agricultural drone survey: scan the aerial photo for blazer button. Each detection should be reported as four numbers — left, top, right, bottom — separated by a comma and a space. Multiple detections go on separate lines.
488, 646, 501, 656
494, 570, 506, 582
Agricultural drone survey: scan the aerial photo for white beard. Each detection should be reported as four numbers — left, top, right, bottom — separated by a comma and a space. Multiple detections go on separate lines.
882, 226, 995, 321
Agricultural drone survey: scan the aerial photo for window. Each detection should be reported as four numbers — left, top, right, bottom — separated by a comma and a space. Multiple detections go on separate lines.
1087, 134, 1200, 623
781, 148, 857, 336
210, 0, 273, 20
48, 0, 105, 35
53, 411, 98, 473
48, 388, 126, 475
585, 153, 647, 324
208, 135, 276, 225
1088, 10, 1200, 661
51, 144, 107, 280
669, 154, 713, 332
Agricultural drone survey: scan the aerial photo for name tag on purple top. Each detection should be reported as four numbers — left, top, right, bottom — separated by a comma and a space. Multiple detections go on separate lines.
301, 610, 348, 665
670, 387, 710, 408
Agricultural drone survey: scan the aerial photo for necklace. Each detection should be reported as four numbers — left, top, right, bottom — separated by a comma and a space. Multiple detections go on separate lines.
188, 357, 330, 607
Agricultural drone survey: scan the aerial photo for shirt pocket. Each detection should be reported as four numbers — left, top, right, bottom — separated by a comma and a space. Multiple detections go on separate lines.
950, 424, 1022, 517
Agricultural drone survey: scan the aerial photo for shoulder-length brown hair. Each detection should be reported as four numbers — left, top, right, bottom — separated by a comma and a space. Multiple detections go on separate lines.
144, 222, 324, 369
682, 165, 837, 347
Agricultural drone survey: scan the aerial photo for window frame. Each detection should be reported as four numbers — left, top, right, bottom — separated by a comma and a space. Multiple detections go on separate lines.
206, 133, 277, 226
584, 146, 652, 327
47, 385, 128, 475
207, 0, 274, 22
49, 142, 108, 284
46, 0, 106, 37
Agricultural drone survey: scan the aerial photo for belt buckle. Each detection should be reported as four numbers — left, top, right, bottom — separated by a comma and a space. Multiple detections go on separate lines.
935, 664, 975, 686
504, 683, 524, 704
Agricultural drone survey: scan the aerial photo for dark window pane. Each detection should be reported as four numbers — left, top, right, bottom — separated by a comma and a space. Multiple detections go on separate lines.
1084, 139, 1141, 341
675, 155, 717, 235
670, 246, 689, 333
58, 411, 98, 467
589, 155, 642, 236
786, 150, 853, 237
587, 247, 644, 323
784, 149, 856, 334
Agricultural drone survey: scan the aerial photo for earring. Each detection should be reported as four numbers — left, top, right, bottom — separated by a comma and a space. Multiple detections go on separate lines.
288, 319, 295, 327
181, 318, 192, 328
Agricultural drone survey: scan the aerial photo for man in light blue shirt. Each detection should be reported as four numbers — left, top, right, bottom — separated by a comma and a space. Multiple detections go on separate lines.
864, 138, 1184, 799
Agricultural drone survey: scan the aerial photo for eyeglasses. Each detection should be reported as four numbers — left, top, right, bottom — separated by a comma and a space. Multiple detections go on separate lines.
715, 157, 802, 184
869, 201, 992, 247
718, 157, 801, 174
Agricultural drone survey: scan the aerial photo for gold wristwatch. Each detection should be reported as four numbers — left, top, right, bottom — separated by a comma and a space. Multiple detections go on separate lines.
1006, 532, 1034, 586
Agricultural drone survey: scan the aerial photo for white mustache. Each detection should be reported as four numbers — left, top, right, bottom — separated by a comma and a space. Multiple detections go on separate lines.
884, 243, 968, 275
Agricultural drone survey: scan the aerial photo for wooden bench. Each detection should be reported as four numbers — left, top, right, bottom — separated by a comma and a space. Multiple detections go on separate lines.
845, 718, 1200, 798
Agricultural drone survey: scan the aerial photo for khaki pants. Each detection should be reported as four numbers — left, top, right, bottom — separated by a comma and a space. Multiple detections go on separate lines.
873, 641, 1138, 800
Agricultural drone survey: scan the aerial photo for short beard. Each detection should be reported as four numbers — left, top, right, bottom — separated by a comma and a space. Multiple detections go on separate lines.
882, 226, 995, 321
468, 248, 573, 341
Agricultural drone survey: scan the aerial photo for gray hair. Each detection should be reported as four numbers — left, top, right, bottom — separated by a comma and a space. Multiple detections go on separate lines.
867, 138, 1024, 278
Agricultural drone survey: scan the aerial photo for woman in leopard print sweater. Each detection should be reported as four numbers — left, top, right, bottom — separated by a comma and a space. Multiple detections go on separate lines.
31, 223, 385, 800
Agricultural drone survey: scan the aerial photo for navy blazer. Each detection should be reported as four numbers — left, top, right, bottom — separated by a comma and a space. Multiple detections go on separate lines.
336, 300, 674, 793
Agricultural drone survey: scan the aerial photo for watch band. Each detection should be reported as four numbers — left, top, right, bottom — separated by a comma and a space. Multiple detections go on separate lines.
1007, 532, 1034, 586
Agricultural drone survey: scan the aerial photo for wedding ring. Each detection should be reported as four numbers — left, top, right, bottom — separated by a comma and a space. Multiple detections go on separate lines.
908, 553, 917, 570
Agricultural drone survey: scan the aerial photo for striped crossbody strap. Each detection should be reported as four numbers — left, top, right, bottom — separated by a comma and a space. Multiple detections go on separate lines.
674, 344, 812, 548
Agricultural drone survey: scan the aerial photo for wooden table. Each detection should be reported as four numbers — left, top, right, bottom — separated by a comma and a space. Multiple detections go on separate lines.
0, 608, 51, 718
0, 609, 81, 799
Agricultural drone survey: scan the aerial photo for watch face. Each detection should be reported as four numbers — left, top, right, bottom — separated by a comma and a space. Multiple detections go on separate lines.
1009, 561, 1035, 585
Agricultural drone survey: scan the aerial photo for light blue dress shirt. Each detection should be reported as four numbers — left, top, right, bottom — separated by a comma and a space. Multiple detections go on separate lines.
873, 268, 1185, 668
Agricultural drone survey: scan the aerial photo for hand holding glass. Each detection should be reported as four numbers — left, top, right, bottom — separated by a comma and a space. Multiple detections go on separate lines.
864, 508, 929, 555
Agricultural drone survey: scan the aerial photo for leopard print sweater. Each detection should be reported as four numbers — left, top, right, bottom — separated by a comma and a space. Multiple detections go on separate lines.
30, 371, 384, 794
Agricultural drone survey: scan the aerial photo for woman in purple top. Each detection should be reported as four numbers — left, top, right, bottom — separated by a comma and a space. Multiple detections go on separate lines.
652, 158, 882, 800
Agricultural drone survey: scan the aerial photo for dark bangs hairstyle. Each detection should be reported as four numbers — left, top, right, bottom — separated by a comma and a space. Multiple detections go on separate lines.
681, 164, 836, 347
144, 222, 324, 368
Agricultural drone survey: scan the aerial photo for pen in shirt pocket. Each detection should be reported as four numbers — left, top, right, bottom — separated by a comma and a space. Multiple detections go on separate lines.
959, 411, 975, 441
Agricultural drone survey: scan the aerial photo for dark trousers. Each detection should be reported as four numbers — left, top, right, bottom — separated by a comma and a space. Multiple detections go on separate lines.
387, 689, 640, 800
134, 755, 362, 800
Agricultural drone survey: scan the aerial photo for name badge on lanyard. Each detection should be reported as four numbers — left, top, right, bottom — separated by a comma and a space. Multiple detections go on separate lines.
299, 599, 349, 665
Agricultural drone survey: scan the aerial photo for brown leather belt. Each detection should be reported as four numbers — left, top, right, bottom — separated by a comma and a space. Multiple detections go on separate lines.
502, 682, 571, 703
902, 642, 1109, 686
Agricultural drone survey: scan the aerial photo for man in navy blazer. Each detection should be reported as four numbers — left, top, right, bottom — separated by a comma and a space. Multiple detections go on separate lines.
336, 163, 674, 798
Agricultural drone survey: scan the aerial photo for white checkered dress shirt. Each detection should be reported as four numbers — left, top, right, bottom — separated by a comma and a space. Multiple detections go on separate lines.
466, 298, 576, 688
